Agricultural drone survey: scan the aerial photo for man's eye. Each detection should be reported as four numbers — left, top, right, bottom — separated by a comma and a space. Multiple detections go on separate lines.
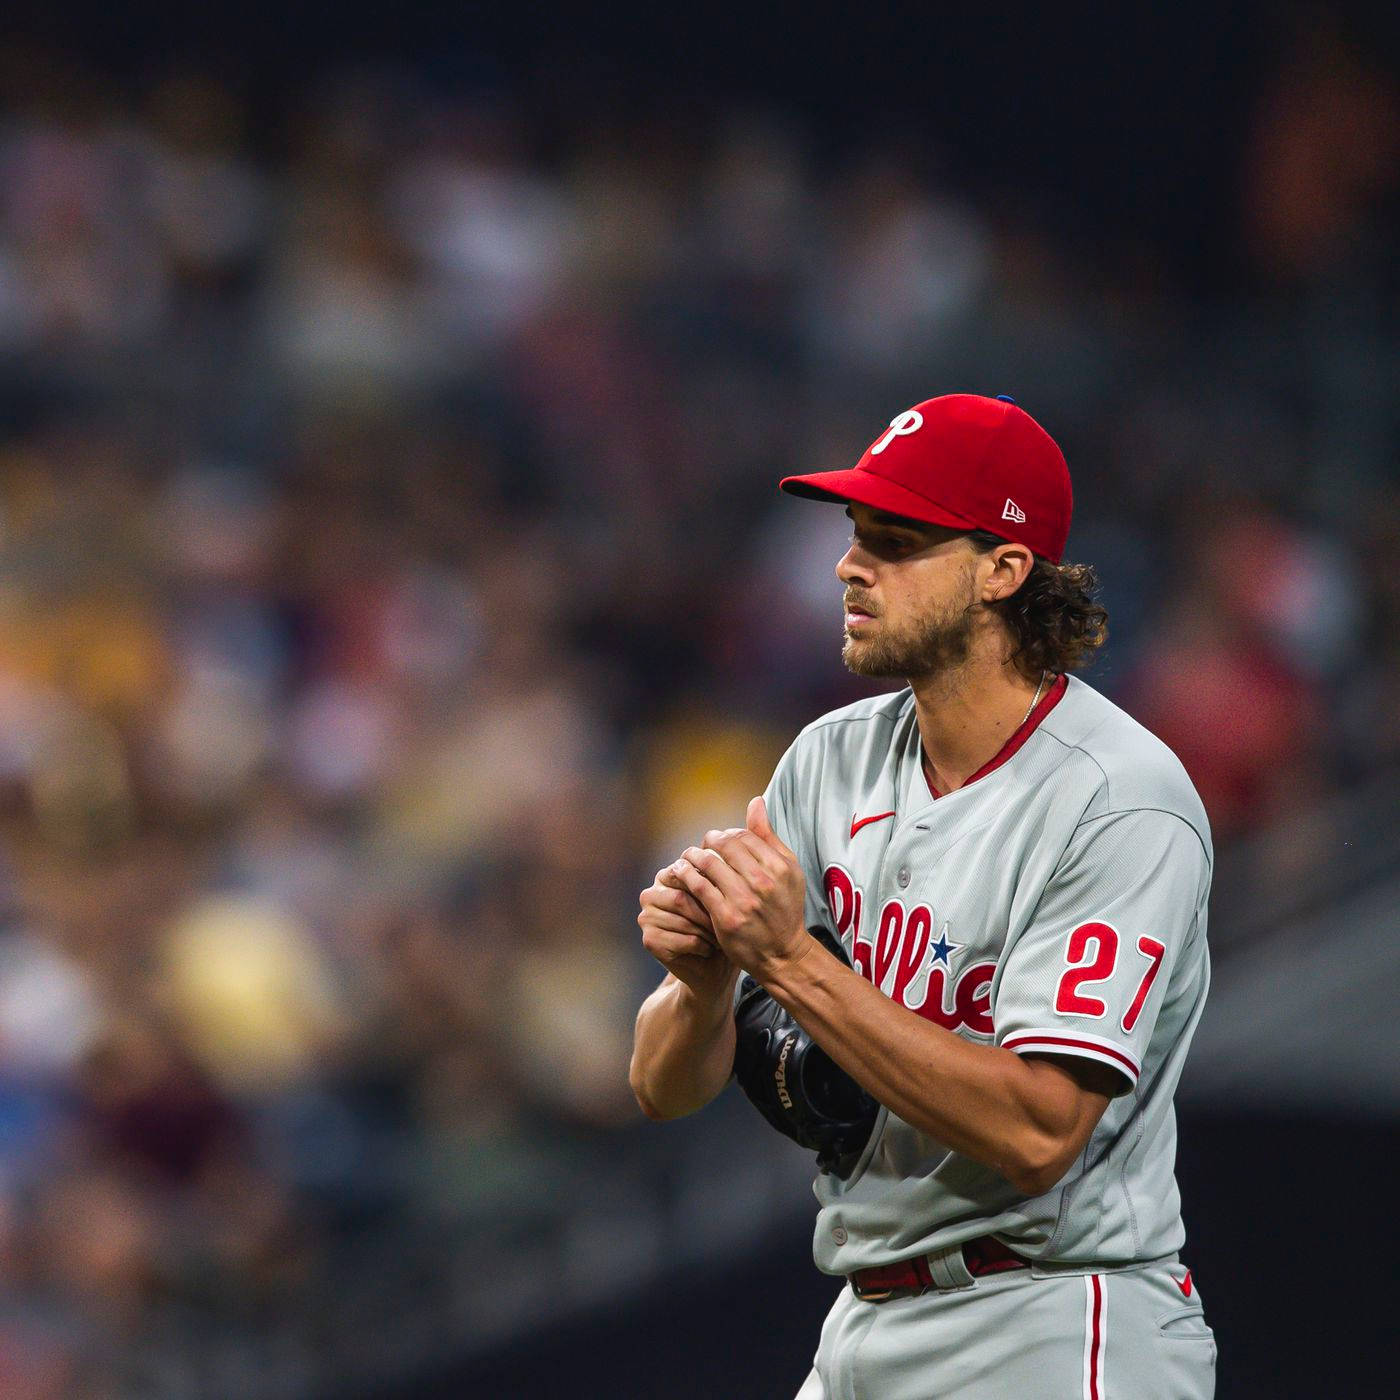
853, 531, 914, 556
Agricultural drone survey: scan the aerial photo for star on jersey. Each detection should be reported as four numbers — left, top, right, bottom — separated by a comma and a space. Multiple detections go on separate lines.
928, 923, 962, 968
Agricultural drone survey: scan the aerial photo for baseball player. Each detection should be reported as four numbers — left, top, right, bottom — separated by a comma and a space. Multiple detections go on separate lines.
630, 393, 1216, 1398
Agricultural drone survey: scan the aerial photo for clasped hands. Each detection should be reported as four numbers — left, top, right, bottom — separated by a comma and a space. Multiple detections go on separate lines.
637, 795, 811, 990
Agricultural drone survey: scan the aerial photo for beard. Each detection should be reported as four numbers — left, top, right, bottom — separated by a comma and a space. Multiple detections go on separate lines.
842, 577, 978, 681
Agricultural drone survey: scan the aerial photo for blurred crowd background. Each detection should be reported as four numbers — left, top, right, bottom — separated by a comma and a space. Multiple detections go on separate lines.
0, 3, 1396, 1396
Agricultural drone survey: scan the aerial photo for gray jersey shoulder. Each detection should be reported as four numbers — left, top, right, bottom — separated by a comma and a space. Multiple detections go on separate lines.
1036, 678, 1212, 857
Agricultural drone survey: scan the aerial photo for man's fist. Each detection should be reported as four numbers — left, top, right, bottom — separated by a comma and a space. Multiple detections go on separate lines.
672, 796, 811, 981
638, 863, 734, 999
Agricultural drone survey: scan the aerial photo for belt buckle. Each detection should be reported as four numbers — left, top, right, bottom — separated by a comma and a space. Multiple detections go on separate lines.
851, 1276, 929, 1304
852, 1282, 897, 1303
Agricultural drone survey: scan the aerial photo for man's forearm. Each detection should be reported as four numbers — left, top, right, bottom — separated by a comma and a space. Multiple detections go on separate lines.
762, 937, 1110, 1195
629, 972, 740, 1120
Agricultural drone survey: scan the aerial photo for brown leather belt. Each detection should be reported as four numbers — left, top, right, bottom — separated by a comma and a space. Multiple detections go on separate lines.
849, 1236, 1030, 1302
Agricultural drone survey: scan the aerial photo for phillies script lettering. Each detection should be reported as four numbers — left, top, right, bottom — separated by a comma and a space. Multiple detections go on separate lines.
823, 865, 994, 1034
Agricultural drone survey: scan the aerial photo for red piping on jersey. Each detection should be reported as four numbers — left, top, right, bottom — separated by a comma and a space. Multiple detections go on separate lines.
1002, 1032, 1140, 1080
924, 673, 1068, 798
1088, 1274, 1105, 1400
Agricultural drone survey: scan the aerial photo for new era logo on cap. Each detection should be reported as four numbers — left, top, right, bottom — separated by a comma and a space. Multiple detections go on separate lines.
778, 393, 1073, 562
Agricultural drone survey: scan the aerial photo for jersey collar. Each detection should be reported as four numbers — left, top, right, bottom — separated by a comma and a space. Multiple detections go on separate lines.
923, 672, 1069, 798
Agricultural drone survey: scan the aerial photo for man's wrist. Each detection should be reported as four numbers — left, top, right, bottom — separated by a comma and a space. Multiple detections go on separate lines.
674, 968, 739, 1025
754, 927, 823, 998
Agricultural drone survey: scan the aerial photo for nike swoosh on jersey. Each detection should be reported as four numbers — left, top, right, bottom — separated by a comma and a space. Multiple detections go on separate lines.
850, 810, 896, 838
1175, 1269, 1193, 1298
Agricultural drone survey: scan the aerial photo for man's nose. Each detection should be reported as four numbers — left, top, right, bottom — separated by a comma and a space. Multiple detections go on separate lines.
836, 542, 874, 587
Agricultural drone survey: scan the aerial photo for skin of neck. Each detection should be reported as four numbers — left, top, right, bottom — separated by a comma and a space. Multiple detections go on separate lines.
909, 625, 1043, 794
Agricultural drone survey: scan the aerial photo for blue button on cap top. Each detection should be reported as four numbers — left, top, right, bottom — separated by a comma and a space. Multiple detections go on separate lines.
996, 394, 1017, 404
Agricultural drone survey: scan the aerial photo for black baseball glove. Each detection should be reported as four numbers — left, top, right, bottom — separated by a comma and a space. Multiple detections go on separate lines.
731, 926, 879, 1177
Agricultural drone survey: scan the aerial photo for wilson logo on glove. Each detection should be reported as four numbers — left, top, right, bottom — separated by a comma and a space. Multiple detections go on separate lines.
775, 1032, 796, 1110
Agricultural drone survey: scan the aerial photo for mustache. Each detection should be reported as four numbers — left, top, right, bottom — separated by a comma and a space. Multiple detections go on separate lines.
844, 591, 879, 616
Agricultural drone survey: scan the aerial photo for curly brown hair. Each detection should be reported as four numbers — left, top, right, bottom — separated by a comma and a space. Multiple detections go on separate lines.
967, 531, 1109, 678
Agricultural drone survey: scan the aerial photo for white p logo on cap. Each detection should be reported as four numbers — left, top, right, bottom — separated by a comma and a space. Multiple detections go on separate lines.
870, 408, 924, 455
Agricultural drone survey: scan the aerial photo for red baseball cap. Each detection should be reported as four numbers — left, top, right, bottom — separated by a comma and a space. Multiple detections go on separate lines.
780, 393, 1072, 563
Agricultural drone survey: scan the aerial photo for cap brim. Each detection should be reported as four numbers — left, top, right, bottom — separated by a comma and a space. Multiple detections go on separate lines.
779, 468, 982, 533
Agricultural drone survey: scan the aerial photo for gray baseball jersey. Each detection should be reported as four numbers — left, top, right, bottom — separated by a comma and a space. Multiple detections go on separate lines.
764, 673, 1212, 1278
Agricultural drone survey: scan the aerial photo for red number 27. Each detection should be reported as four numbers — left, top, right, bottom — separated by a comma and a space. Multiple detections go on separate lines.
1054, 922, 1166, 1031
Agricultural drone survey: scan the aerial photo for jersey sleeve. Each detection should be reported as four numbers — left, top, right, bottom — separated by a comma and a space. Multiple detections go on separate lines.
992, 808, 1209, 1092
763, 736, 829, 934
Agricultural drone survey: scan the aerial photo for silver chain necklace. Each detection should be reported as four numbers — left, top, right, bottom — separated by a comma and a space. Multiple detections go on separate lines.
1018, 670, 1050, 730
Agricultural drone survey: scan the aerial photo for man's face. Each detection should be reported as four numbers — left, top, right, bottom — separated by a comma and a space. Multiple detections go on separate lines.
837, 504, 983, 681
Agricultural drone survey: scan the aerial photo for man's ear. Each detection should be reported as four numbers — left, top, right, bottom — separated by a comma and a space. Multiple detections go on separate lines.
981, 543, 1035, 602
